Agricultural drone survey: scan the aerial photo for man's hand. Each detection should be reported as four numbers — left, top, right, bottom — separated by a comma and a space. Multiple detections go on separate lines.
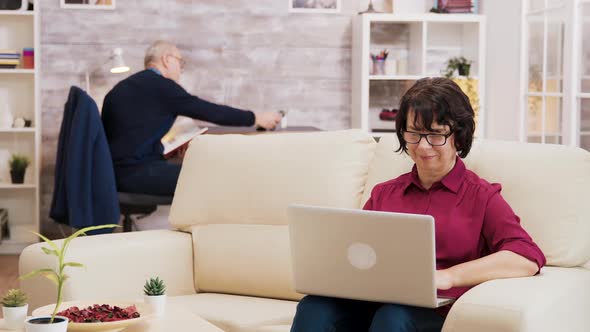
254, 111, 282, 130
435, 269, 454, 290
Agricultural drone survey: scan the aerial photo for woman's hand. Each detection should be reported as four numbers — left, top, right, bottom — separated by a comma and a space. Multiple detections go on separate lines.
435, 269, 454, 290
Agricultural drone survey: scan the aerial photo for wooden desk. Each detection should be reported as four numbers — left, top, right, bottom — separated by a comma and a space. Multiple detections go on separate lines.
205, 126, 321, 135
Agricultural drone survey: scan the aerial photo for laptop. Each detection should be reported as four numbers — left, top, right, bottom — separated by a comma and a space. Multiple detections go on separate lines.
287, 204, 455, 308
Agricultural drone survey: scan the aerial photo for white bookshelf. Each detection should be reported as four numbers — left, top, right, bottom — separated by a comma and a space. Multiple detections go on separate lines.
0, 1, 40, 254
352, 13, 486, 135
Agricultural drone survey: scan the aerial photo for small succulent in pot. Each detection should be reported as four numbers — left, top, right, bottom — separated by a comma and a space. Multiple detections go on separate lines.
143, 277, 166, 316
2, 288, 29, 330
1, 288, 27, 307
143, 277, 166, 296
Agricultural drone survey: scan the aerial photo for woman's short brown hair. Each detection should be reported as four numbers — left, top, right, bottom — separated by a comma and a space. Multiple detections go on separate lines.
395, 77, 475, 158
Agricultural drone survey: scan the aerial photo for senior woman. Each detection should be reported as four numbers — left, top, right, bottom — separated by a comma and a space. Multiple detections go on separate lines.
290, 77, 546, 332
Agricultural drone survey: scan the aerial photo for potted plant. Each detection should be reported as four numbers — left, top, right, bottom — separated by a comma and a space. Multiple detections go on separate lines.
143, 277, 166, 316
8, 154, 30, 184
1, 288, 28, 330
443, 56, 473, 78
19, 224, 118, 332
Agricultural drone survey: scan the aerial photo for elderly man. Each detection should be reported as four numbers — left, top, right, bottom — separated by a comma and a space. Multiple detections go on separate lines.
102, 40, 281, 196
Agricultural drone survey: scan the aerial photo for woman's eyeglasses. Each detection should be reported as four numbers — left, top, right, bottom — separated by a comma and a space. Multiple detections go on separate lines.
402, 130, 452, 146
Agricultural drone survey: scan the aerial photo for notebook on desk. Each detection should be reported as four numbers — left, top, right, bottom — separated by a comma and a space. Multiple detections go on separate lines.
161, 116, 208, 158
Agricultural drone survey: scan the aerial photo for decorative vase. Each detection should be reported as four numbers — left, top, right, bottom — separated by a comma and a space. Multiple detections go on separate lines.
144, 294, 166, 317
2, 304, 28, 330
24, 316, 68, 332
10, 169, 25, 184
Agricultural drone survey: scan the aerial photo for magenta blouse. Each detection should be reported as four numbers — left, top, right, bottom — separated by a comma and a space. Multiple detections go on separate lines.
363, 157, 546, 304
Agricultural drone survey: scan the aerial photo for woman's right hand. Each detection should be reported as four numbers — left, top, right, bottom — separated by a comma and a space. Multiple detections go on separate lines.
435, 269, 454, 290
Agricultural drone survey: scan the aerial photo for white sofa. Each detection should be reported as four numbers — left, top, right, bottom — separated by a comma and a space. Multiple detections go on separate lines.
20, 130, 590, 331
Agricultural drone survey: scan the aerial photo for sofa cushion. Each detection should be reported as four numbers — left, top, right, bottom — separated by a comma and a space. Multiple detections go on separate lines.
365, 135, 590, 267
361, 134, 414, 206
170, 130, 376, 230
464, 140, 590, 267
170, 293, 297, 332
191, 224, 302, 301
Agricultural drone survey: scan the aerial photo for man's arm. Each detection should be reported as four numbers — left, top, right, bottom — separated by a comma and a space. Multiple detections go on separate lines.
159, 78, 280, 128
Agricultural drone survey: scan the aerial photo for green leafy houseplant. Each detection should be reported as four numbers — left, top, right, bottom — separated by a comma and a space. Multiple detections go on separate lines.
143, 277, 166, 296
8, 153, 30, 184
443, 56, 473, 78
19, 224, 119, 324
1, 289, 27, 307
8, 154, 30, 172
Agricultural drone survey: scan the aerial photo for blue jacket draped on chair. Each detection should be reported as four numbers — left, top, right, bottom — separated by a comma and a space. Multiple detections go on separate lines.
50, 86, 119, 233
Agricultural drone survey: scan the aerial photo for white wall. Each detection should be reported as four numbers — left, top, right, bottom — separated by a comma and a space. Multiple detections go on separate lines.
481, 0, 523, 141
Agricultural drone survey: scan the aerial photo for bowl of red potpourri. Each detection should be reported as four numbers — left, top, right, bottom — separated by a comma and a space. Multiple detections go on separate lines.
32, 300, 151, 331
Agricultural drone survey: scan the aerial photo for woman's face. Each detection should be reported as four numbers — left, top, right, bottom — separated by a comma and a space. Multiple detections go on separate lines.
405, 111, 457, 176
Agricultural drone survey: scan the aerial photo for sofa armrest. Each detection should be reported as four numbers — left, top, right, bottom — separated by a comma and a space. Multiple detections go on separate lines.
443, 266, 590, 332
19, 230, 195, 311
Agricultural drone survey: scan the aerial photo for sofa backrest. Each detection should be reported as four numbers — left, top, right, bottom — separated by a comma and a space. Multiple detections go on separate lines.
170, 130, 376, 300
364, 135, 590, 267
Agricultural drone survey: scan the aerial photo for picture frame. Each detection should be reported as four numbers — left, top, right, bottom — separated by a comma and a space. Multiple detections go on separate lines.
289, 0, 341, 13
60, 0, 115, 10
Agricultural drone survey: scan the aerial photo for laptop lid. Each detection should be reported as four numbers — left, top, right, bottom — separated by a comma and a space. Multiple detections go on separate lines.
287, 204, 447, 308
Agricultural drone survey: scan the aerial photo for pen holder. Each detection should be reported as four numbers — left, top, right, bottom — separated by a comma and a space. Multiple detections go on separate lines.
372, 59, 385, 75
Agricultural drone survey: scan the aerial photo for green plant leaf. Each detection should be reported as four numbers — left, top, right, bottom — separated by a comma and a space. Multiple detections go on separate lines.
19, 269, 59, 285
63, 262, 85, 269
41, 246, 59, 257
64, 224, 119, 245
30, 231, 59, 251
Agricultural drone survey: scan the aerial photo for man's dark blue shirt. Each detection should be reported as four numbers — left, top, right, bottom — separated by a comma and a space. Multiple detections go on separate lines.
101, 69, 255, 170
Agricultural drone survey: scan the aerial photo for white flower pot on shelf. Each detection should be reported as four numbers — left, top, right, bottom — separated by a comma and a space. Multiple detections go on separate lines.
144, 294, 166, 317
24, 316, 68, 332
2, 304, 28, 330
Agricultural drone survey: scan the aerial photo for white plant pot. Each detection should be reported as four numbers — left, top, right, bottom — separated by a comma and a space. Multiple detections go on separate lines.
144, 294, 166, 317
2, 304, 28, 330
24, 316, 68, 332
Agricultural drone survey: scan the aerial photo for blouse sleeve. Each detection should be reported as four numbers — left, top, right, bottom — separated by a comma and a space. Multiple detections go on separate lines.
482, 184, 547, 272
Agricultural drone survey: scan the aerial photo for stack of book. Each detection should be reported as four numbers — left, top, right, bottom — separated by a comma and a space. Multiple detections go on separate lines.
436, 0, 479, 13
0, 50, 21, 69
0, 208, 9, 243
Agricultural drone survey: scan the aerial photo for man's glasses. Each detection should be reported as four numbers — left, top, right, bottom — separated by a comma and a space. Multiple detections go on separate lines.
402, 130, 452, 146
167, 55, 186, 70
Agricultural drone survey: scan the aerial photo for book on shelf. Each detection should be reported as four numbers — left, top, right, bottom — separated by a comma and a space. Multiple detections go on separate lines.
161, 116, 208, 158
0, 208, 9, 243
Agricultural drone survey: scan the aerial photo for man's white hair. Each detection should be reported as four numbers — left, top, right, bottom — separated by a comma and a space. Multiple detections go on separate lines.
144, 40, 176, 68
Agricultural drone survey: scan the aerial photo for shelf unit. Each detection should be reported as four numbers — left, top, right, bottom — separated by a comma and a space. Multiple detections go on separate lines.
0, 1, 40, 254
352, 13, 486, 135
